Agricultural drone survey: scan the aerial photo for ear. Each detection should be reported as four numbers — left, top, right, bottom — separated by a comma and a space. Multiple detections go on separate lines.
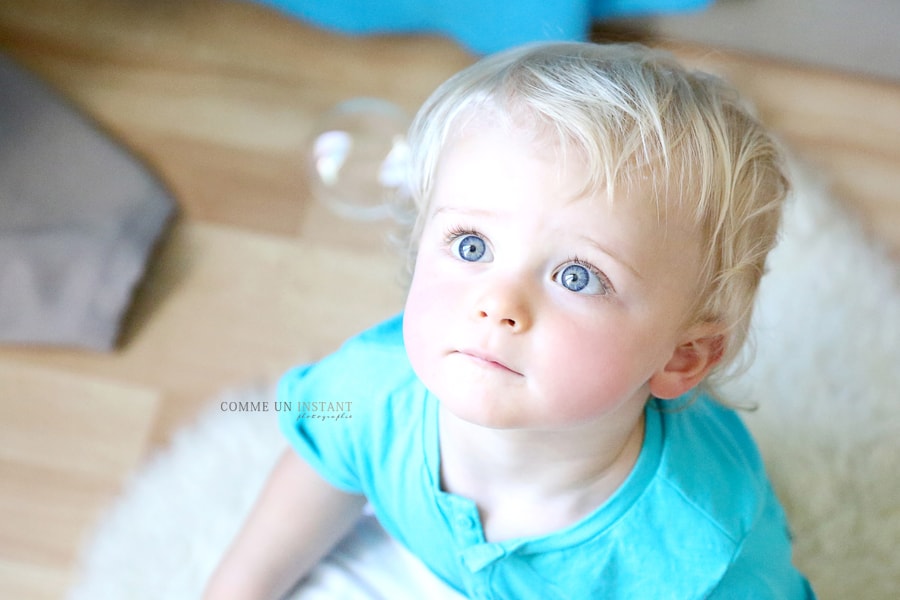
649, 323, 726, 400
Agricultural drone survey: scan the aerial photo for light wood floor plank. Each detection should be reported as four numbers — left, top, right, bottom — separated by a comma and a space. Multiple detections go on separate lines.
0, 363, 159, 597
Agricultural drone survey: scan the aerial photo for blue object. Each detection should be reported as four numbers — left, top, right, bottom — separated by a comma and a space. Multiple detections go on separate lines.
278, 315, 815, 599
251, 0, 713, 54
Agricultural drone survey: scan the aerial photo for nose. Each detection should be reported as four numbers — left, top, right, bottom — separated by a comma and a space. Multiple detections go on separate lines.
472, 277, 533, 333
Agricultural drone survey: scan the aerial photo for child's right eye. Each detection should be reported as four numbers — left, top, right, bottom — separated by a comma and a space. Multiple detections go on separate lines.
449, 233, 492, 262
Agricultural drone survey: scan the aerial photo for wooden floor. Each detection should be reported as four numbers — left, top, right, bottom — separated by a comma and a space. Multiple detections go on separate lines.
0, 1, 898, 598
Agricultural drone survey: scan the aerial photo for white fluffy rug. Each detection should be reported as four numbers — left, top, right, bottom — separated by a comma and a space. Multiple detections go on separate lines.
68, 164, 900, 600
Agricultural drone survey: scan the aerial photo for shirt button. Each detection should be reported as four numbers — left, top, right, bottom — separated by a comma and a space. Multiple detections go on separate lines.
456, 513, 477, 530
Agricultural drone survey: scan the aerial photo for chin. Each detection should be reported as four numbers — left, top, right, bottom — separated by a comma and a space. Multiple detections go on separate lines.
418, 358, 535, 429
447, 407, 527, 430
434, 388, 529, 430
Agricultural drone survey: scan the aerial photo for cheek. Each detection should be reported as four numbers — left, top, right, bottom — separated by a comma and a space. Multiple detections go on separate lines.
404, 269, 443, 327
402, 268, 449, 376
404, 251, 466, 324
542, 321, 622, 380
535, 318, 655, 414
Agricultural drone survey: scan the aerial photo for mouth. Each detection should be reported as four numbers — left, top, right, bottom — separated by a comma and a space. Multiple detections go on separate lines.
455, 349, 522, 376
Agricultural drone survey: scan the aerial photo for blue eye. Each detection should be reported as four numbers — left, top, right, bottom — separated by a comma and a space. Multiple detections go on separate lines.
451, 234, 490, 262
559, 264, 590, 292
554, 262, 611, 295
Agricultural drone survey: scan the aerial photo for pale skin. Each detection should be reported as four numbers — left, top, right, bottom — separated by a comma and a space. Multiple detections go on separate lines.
204, 118, 724, 598
203, 450, 366, 599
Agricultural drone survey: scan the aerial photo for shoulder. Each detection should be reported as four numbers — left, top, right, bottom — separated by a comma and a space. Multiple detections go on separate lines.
646, 394, 812, 596
277, 314, 426, 493
655, 394, 771, 538
279, 314, 414, 403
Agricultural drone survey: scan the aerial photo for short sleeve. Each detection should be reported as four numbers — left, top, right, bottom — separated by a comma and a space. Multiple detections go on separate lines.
277, 362, 365, 493
276, 314, 412, 495
707, 487, 817, 599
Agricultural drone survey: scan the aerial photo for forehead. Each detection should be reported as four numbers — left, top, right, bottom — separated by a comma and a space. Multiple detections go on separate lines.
434, 114, 689, 221
432, 120, 700, 255
433, 118, 583, 202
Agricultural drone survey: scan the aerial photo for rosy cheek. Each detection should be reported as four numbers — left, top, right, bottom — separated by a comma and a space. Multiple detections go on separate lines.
402, 302, 428, 379
403, 275, 443, 362
540, 323, 635, 403
405, 259, 455, 317
404, 277, 435, 323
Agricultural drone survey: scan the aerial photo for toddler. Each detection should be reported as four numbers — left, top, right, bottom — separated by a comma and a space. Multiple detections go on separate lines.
206, 42, 815, 599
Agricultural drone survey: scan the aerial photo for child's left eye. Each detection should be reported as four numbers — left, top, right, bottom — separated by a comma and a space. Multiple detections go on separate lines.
552, 261, 612, 295
449, 233, 493, 263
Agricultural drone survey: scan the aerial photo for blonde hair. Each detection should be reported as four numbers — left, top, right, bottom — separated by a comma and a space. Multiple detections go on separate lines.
403, 42, 789, 380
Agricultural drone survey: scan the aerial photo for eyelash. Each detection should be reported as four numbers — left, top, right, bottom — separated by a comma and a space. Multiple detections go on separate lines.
443, 225, 481, 246
566, 255, 616, 296
442, 226, 615, 296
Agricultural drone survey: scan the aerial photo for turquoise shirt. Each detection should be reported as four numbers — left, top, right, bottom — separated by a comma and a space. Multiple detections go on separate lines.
278, 315, 814, 599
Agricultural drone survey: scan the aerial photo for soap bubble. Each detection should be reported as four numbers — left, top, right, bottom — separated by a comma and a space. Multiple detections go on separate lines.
306, 98, 411, 220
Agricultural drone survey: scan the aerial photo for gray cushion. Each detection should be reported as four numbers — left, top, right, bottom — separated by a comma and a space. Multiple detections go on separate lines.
0, 52, 176, 350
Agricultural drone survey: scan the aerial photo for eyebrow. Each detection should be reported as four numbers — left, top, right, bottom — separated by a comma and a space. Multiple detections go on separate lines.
579, 235, 644, 280
430, 205, 498, 219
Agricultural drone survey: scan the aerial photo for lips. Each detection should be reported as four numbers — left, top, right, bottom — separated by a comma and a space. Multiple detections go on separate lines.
455, 349, 522, 375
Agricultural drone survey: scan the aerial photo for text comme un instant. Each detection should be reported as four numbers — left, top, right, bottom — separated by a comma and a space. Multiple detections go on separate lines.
219, 401, 353, 414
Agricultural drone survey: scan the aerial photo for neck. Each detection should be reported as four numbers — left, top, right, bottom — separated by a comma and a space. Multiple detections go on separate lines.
438, 405, 646, 541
